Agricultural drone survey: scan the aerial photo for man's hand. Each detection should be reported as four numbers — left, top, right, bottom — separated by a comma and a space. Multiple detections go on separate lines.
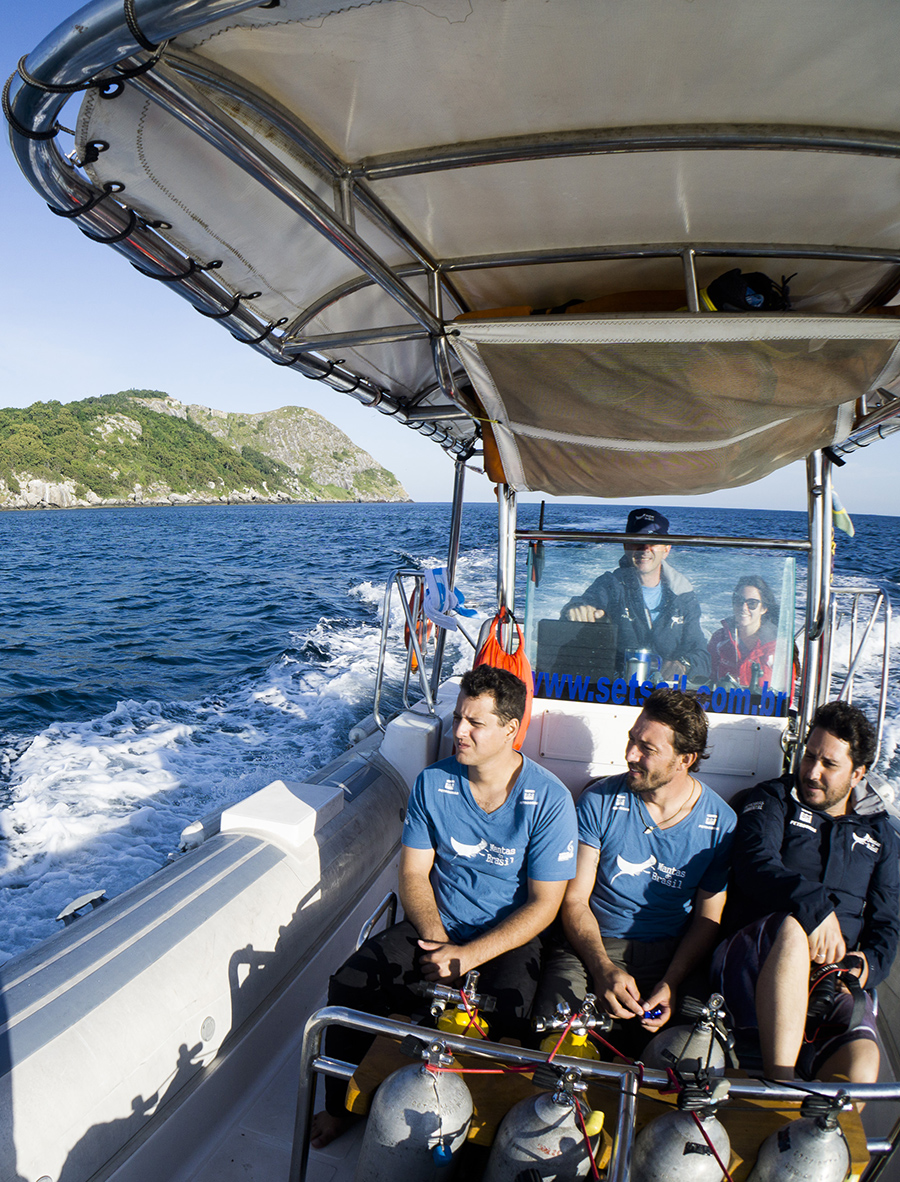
660, 660, 686, 681
808, 911, 846, 965
417, 939, 469, 982
566, 605, 605, 623
591, 960, 645, 1021
639, 981, 673, 1031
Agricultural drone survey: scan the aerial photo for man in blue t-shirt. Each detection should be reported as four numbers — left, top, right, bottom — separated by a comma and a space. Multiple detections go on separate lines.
536, 687, 735, 1046
311, 664, 577, 1147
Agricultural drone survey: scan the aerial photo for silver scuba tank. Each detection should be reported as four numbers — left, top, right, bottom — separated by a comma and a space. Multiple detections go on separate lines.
631, 1078, 732, 1182
746, 1093, 851, 1182
482, 1064, 603, 1182
642, 993, 732, 1076
354, 1037, 473, 1182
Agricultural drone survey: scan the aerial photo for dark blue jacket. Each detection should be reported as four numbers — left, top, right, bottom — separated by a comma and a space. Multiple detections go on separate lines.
562, 557, 711, 680
725, 775, 900, 988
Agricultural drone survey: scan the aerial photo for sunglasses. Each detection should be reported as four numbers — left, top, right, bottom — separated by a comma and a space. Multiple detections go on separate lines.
734, 596, 762, 610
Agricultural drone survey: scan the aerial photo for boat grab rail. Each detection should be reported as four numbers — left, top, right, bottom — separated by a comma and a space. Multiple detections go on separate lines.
515, 529, 811, 550
824, 586, 892, 769
289, 1006, 900, 1182
371, 570, 437, 733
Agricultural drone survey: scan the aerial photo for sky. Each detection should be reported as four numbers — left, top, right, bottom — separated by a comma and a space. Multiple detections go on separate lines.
3, 2, 900, 514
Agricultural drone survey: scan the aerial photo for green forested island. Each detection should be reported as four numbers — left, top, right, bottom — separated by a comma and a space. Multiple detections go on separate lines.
0, 391, 410, 508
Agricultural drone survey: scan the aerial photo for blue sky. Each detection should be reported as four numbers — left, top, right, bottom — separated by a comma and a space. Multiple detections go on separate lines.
3, 2, 899, 513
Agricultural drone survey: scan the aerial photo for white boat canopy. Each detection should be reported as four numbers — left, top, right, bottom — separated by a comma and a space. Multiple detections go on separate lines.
8, 0, 900, 493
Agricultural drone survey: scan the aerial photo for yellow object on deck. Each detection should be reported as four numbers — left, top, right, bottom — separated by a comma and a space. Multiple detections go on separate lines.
538, 1028, 600, 1060
437, 1006, 490, 1039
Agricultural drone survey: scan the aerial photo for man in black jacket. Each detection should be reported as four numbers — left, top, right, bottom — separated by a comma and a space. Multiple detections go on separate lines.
563, 507, 710, 682
712, 701, 899, 1082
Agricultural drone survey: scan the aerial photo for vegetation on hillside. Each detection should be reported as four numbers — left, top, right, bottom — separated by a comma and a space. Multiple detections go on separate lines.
0, 392, 293, 497
0, 391, 408, 504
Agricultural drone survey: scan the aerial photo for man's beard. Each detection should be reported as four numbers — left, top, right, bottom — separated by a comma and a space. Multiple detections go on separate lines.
627, 757, 682, 793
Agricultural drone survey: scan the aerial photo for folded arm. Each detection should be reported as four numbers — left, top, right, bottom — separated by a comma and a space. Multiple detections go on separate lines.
401, 845, 567, 982
418, 877, 567, 982
399, 845, 449, 943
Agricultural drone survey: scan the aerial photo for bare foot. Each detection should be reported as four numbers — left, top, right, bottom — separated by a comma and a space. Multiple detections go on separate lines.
310, 1110, 356, 1150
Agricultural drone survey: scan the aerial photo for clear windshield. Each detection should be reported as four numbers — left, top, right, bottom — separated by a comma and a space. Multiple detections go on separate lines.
524, 540, 797, 719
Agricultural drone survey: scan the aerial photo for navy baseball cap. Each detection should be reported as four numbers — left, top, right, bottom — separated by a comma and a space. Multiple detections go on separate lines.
625, 508, 669, 536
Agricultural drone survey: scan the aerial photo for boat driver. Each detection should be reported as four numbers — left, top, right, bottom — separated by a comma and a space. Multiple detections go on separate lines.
310, 664, 577, 1148
561, 507, 711, 684
711, 701, 900, 1083
534, 687, 736, 1054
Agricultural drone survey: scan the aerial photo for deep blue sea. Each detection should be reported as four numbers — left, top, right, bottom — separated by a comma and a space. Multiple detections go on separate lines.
1, 501, 898, 962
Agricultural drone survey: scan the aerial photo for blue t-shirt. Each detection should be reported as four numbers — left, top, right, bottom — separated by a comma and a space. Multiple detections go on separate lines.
577, 773, 736, 941
402, 755, 577, 944
641, 582, 663, 623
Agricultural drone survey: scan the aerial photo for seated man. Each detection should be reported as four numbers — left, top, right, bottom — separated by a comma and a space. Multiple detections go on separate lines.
311, 664, 577, 1147
536, 688, 735, 1047
712, 701, 899, 1082
562, 507, 710, 683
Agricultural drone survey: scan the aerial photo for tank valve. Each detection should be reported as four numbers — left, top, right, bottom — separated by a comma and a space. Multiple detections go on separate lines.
412, 969, 497, 1038
412, 969, 498, 1018
533, 993, 613, 1036
532, 1063, 588, 1107
398, 1033, 455, 1071
534, 995, 612, 1061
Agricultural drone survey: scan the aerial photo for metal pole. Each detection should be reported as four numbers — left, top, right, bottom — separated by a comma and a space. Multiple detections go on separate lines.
431, 459, 467, 694
129, 62, 442, 335
607, 1067, 640, 1182
797, 451, 828, 763
515, 529, 810, 551
682, 247, 701, 311
497, 484, 518, 620
819, 454, 835, 703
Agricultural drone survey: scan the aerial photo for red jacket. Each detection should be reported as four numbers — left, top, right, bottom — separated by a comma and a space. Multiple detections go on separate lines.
708, 618, 777, 687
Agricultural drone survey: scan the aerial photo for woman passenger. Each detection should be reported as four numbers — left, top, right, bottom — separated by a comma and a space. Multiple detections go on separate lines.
708, 576, 779, 688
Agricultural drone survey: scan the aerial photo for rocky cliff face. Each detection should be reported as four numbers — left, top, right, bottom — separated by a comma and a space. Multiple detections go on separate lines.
0, 394, 411, 509
137, 397, 408, 502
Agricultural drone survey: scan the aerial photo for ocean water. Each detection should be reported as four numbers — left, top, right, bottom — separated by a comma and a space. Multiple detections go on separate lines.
1, 501, 898, 963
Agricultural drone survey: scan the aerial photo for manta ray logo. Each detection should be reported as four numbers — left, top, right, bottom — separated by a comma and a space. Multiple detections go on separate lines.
610, 854, 657, 883
852, 831, 881, 855
450, 837, 488, 859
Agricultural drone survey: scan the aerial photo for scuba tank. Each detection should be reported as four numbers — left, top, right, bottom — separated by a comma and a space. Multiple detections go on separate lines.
642, 993, 736, 1076
355, 1035, 473, 1182
747, 1093, 851, 1182
483, 1063, 604, 1182
533, 993, 612, 1061
413, 970, 497, 1040
631, 1077, 732, 1182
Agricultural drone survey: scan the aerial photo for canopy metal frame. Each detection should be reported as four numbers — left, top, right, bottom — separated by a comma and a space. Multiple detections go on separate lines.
8, 0, 900, 468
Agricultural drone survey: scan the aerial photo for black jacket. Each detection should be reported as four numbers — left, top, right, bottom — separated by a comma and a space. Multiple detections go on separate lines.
562, 557, 711, 680
725, 775, 900, 988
